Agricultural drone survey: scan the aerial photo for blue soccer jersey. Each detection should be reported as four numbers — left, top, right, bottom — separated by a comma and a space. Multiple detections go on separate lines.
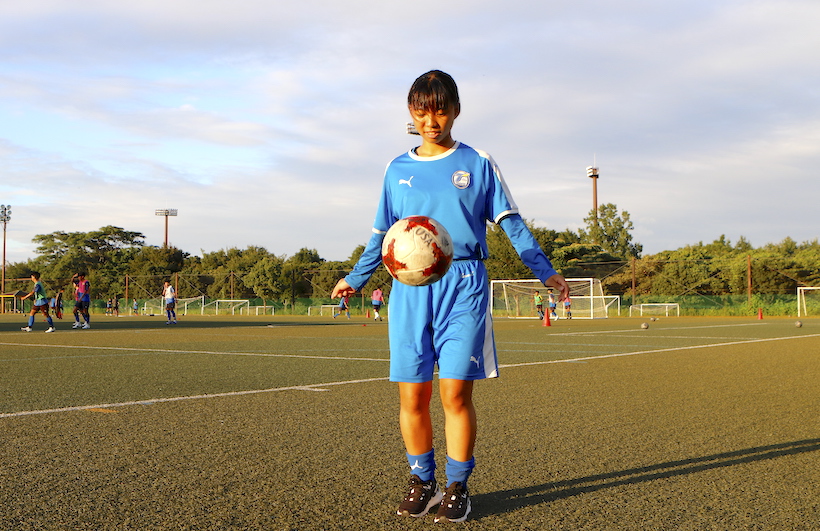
345, 142, 557, 289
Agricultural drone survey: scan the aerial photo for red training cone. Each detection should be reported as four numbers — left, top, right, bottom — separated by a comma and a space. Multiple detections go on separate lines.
757, 308, 763, 320
543, 311, 551, 327
366, 309, 370, 319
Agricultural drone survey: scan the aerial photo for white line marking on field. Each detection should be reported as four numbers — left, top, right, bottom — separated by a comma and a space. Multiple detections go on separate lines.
499, 333, 820, 369
0, 342, 388, 363
0, 377, 389, 419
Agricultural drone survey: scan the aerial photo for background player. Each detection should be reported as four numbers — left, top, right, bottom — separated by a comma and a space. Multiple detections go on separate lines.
533, 290, 545, 320
21, 272, 55, 333
334, 294, 351, 319
372, 287, 384, 321
72, 273, 91, 329
332, 70, 568, 523
163, 281, 177, 324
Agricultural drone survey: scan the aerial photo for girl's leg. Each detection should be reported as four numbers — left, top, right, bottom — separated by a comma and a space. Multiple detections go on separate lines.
439, 379, 476, 461
398, 381, 434, 454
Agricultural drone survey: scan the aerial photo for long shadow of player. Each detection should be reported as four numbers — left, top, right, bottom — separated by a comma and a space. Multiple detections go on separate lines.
471, 438, 820, 518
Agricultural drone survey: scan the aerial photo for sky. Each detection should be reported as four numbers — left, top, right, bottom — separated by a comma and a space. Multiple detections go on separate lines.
1, 0, 818, 266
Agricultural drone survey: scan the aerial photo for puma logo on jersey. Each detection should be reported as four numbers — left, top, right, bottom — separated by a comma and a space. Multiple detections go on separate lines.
399, 176, 414, 187
470, 356, 480, 367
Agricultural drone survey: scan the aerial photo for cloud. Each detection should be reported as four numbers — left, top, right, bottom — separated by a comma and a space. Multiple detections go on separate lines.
0, 0, 818, 266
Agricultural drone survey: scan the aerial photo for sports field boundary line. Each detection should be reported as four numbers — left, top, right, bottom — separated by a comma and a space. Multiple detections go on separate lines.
0, 341, 389, 363
499, 332, 820, 369
0, 377, 390, 419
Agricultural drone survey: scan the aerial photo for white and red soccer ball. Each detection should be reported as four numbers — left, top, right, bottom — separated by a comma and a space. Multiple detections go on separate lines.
381, 216, 454, 286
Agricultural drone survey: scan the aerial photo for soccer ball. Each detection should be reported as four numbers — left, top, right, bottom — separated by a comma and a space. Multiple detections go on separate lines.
795, 321, 803, 328
640, 322, 649, 329
381, 216, 454, 286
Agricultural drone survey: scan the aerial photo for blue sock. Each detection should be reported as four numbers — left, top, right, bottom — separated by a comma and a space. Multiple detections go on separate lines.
407, 449, 436, 482
445, 455, 475, 489
47, 317, 53, 327
28, 316, 34, 327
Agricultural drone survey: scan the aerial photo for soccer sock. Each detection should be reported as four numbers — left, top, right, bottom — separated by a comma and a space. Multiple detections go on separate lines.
406, 449, 436, 482
47, 316, 54, 327
28, 316, 34, 327
445, 455, 475, 488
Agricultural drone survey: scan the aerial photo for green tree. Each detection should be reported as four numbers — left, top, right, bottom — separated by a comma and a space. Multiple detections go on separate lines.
244, 256, 285, 302
579, 203, 642, 259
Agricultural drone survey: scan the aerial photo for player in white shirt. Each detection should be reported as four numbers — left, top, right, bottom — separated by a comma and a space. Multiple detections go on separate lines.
162, 281, 177, 325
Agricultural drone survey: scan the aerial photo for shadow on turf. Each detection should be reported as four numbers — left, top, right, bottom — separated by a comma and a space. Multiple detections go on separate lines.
472, 438, 820, 519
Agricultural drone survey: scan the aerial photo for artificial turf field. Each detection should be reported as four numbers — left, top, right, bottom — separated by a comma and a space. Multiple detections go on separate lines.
0, 313, 817, 530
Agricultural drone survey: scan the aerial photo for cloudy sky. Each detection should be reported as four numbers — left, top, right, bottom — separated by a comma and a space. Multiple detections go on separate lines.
1, 0, 818, 265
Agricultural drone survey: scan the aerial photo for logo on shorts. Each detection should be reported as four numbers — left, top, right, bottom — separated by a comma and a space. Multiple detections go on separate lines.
470, 356, 480, 368
452, 171, 471, 189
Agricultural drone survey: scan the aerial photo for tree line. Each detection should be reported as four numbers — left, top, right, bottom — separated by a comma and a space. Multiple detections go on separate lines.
4, 204, 818, 305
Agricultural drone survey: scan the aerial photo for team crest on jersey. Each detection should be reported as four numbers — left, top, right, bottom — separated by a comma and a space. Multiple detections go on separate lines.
452, 170, 471, 189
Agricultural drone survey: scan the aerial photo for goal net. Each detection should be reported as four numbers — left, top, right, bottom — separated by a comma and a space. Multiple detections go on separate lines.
490, 278, 608, 319
629, 303, 680, 317
201, 299, 250, 315
797, 286, 820, 317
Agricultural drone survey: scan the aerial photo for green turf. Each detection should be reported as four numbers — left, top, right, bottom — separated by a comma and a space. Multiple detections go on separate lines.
0, 314, 817, 529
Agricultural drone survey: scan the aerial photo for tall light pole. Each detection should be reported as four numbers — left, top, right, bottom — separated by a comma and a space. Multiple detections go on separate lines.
0, 205, 11, 314
586, 165, 599, 220
586, 165, 599, 245
155, 209, 178, 247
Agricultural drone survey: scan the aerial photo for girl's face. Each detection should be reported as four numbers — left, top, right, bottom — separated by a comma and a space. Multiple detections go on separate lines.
409, 105, 459, 155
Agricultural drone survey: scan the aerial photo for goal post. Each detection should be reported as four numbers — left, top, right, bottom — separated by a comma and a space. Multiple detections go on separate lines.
490, 278, 608, 319
629, 303, 680, 317
797, 286, 820, 317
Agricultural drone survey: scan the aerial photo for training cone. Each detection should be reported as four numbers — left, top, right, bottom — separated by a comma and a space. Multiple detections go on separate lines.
366, 309, 370, 319
757, 308, 763, 320
543, 312, 551, 327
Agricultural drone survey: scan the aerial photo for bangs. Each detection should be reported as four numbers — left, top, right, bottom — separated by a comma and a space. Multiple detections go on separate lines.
408, 70, 459, 112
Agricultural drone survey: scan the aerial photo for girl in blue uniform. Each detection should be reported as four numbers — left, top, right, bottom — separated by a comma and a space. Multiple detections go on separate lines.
332, 70, 568, 522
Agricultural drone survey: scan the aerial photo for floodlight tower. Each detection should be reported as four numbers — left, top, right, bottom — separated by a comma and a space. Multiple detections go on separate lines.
586, 164, 599, 221
0, 205, 10, 313
155, 208, 178, 248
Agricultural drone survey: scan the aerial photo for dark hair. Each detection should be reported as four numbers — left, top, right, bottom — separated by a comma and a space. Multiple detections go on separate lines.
30, 271, 41, 279
408, 70, 460, 113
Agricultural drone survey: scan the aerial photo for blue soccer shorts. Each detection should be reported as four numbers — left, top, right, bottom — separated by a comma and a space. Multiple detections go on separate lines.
387, 260, 498, 383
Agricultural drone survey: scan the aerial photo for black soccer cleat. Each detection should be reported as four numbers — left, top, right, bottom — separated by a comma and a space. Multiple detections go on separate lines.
434, 481, 471, 523
397, 475, 443, 518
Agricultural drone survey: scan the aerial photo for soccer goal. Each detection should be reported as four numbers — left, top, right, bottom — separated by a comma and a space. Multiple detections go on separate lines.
629, 303, 680, 317
308, 305, 340, 316
201, 299, 250, 315
141, 296, 206, 316
797, 286, 820, 317
490, 278, 608, 319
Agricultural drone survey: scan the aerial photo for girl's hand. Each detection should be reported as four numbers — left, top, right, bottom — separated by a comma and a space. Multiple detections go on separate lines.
331, 279, 356, 299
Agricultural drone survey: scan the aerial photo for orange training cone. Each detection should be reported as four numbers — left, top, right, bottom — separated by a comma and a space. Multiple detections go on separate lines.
366, 309, 370, 319
757, 308, 763, 320
543, 311, 551, 327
